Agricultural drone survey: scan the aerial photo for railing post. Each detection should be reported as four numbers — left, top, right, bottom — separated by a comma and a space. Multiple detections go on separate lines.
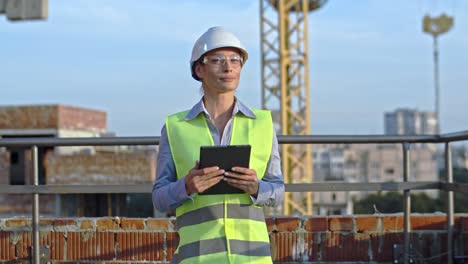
32, 146, 40, 264
445, 142, 454, 264
402, 142, 411, 264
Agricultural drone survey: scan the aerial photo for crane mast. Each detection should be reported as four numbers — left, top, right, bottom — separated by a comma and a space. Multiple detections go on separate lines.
261, 0, 325, 215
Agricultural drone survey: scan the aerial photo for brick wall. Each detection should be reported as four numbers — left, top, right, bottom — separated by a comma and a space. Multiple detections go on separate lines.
0, 152, 9, 184
45, 151, 156, 184
0, 105, 58, 130
0, 215, 467, 263
57, 105, 106, 132
0, 195, 56, 215
0, 105, 106, 132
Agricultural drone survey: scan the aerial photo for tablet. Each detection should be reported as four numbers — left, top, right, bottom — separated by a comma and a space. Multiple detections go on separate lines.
199, 145, 251, 195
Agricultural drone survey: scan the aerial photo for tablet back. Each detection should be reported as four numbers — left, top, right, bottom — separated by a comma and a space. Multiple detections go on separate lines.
199, 145, 251, 195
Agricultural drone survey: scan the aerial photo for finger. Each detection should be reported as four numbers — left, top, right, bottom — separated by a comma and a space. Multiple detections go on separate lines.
191, 166, 220, 177
200, 166, 222, 175
232, 167, 255, 175
201, 169, 225, 180
199, 175, 224, 191
223, 176, 250, 185
223, 171, 242, 179
224, 171, 256, 180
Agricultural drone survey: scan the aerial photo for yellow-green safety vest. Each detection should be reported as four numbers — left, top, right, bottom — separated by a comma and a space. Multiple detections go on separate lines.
166, 109, 274, 264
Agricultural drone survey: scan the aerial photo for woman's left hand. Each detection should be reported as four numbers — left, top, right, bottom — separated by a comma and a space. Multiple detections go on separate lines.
223, 167, 259, 197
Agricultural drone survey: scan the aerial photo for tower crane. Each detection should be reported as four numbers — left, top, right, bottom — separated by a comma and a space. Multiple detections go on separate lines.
260, 0, 327, 215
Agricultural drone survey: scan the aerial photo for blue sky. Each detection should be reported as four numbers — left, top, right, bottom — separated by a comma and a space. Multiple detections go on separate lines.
1, 0, 467, 136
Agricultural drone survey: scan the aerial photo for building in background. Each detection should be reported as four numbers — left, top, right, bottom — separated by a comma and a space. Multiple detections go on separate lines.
453, 146, 468, 169
312, 146, 358, 215
0, 105, 156, 217
312, 143, 438, 215
384, 108, 438, 135
313, 107, 440, 215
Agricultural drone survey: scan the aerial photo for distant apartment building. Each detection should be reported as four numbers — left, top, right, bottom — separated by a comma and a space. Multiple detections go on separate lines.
312, 143, 438, 215
384, 108, 438, 135
437, 145, 468, 171
312, 146, 359, 215
0, 105, 156, 217
454, 146, 468, 169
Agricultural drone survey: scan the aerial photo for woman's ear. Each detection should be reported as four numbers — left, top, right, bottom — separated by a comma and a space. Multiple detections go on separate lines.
195, 63, 204, 80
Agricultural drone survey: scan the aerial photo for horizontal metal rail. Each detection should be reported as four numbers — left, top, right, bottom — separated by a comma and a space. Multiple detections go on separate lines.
1, 130, 467, 264
0, 136, 160, 147
443, 182, 468, 194
0, 130, 467, 147
2, 182, 467, 194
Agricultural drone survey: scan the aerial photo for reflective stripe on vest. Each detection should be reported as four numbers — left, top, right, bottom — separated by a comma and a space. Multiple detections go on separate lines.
166, 109, 273, 264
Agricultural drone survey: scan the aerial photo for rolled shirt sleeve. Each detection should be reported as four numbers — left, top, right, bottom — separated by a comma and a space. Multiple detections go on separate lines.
250, 130, 284, 207
152, 125, 193, 212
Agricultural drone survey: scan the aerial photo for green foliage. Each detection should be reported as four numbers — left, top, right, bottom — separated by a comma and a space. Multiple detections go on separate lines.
353, 168, 468, 214
440, 168, 468, 213
353, 192, 442, 214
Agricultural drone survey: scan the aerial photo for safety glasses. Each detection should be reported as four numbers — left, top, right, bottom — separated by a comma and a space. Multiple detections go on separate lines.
202, 54, 244, 68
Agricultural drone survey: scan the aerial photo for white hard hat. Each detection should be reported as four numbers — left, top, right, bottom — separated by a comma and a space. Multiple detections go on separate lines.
190, 27, 248, 81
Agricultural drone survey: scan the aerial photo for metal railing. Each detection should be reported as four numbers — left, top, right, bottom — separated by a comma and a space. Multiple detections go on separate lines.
1, 130, 468, 264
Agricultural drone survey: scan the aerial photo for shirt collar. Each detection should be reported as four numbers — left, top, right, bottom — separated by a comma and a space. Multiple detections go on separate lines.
185, 97, 257, 120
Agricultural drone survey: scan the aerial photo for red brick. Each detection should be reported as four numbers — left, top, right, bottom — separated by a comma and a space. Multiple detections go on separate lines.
305, 232, 321, 261
2, 215, 463, 263
416, 233, 437, 261
66, 231, 108, 261
16, 232, 31, 259
266, 217, 275, 233
382, 215, 403, 231
116, 232, 155, 261
322, 233, 370, 262
142, 232, 158, 261
271, 232, 318, 262
39, 231, 66, 261
58, 105, 106, 132
5, 219, 30, 228
370, 232, 418, 262
370, 233, 403, 262
454, 216, 461, 230
101, 232, 116, 260
96, 218, 119, 231
0, 231, 15, 260
438, 233, 449, 263
46, 151, 156, 185
464, 234, 468, 256
411, 216, 446, 230
276, 217, 300, 232
121, 219, 145, 230
146, 219, 170, 231
166, 232, 179, 261
0, 152, 10, 185
329, 217, 353, 231
80, 220, 95, 229
39, 219, 54, 226
355, 216, 378, 232
304, 217, 328, 232
463, 217, 468, 231
53, 219, 76, 227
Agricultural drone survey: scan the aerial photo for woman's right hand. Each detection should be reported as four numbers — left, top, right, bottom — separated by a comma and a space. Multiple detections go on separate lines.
184, 161, 225, 195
